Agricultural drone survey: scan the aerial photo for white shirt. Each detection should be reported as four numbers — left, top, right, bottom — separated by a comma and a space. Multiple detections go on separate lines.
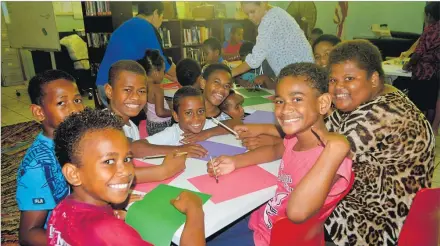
146, 119, 217, 146
123, 120, 140, 142
245, 7, 314, 76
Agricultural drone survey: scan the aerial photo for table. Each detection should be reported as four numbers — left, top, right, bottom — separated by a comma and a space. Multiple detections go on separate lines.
382, 63, 411, 77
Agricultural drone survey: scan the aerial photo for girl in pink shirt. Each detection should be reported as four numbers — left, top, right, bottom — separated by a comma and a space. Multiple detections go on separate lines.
207, 63, 353, 246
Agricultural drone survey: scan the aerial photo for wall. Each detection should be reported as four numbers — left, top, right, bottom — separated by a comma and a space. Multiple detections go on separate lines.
55, 15, 84, 32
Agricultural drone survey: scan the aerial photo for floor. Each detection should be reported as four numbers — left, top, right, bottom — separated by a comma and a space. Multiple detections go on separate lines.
1, 84, 440, 188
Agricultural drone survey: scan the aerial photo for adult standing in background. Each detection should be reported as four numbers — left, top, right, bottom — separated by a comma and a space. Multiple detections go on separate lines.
231, 1, 314, 80
96, 2, 176, 107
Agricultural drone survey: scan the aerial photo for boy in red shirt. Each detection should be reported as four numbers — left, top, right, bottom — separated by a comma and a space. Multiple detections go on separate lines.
47, 109, 206, 246
223, 26, 244, 61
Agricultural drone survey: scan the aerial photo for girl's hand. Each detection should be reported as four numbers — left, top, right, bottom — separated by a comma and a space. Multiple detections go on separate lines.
207, 156, 237, 176
114, 209, 127, 220
241, 135, 282, 150
181, 131, 211, 144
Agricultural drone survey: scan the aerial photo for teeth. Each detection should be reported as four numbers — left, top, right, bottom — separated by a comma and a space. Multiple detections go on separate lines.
191, 124, 201, 127
214, 93, 224, 100
126, 104, 139, 108
284, 118, 300, 123
109, 183, 129, 189
336, 94, 349, 98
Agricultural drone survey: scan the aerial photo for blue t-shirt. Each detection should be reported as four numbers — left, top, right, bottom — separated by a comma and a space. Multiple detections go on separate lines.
96, 17, 171, 86
16, 132, 69, 227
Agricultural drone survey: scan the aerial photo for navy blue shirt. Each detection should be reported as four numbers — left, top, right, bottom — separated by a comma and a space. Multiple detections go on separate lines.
96, 17, 171, 86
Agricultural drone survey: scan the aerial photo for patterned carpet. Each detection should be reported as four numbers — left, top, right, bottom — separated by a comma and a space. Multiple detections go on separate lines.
1, 121, 41, 245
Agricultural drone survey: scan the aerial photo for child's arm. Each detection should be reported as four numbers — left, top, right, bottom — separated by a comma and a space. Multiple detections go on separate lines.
153, 87, 172, 118
286, 130, 351, 224
134, 152, 186, 183
235, 124, 282, 138
208, 141, 285, 176
18, 211, 48, 246
131, 140, 208, 159
181, 118, 242, 143
241, 134, 283, 150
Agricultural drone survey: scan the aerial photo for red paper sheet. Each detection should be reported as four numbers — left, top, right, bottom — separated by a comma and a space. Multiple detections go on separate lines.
160, 81, 182, 89
188, 165, 277, 204
132, 159, 183, 193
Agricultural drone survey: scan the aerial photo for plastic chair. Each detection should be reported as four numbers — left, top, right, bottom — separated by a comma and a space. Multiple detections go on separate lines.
270, 172, 355, 246
398, 188, 440, 246
139, 120, 148, 139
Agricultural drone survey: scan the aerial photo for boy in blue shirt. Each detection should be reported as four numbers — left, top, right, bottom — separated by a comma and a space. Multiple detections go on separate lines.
16, 70, 85, 245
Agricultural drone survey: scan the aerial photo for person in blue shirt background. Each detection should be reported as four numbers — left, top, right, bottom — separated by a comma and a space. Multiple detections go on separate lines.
96, 2, 177, 107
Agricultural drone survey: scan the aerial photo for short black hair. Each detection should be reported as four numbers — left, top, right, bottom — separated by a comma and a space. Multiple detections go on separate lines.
28, 70, 76, 105
328, 40, 385, 82
278, 63, 329, 94
176, 58, 202, 86
312, 34, 341, 52
202, 63, 232, 80
137, 49, 164, 76
231, 26, 243, 35
203, 37, 222, 54
172, 86, 203, 112
138, 2, 164, 16
311, 28, 324, 35
219, 90, 239, 111
425, 2, 440, 21
54, 108, 124, 167
108, 60, 146, 86
239, 41, 255, 59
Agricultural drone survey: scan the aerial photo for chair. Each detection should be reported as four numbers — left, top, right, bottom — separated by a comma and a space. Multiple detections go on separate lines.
398, 188, 440, 246
270, 173, 355, 246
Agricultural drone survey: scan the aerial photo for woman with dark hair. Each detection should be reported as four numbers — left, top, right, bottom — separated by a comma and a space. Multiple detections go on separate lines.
96, 2, 176, 107
312, 34, 341, 68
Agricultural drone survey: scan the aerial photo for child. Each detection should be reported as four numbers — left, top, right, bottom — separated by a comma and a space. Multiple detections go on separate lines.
203, 37, 228, 66
138, 49, 172, 135
104, 60, 187, 182
223, 26, 244, 61
176, 58, 203, 89
312, 34, 341, 68
207, 63, 353, 245
309, 28, 324, 45
16, 70, 85, 245
48, 109, 206, 246
219, 90, 245, 120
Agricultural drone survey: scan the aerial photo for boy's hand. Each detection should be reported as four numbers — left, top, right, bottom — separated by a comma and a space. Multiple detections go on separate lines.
241, 135, 282, 150
207, 155, 237, 176
180, 131, 211, 144
177, 144, 208, 158
170, 191, 203, 215
114, 209, 127, 220
162, 151, 187, 176
127, 193, 144, 204
234, 124, 265, 139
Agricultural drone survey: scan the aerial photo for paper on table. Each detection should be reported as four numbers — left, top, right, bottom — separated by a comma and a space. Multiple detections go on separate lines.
131, 159, 183, 193
196, 141, 247, 161
126, 184, 211, 246
243, 97, 273, 107
188, 165, 277, 204
236, 88, 272, 97
243, 110, 276, 124
160, 81, 181, 89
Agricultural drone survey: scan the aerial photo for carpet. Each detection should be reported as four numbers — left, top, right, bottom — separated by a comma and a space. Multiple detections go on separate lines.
1, 121, 41, 245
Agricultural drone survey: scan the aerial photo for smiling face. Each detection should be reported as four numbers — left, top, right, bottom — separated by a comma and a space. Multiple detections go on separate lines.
314, 41, 336, 68
172, 96, 206, 134
71, 128, 134, 206
106, 71, 147, 123
241, 2, 268, 25
329, 60, 379, 112
274, 76, 329, 136
201, 70, 233, 107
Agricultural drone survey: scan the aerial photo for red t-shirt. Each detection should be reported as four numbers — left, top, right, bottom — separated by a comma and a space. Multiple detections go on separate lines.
47, 196, 152, 246
223, 40, 243, 55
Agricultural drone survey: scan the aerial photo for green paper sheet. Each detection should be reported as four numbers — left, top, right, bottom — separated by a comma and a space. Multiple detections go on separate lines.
236, 88, 272, 97
126, 184, 211, 246
243, 97, 273, 107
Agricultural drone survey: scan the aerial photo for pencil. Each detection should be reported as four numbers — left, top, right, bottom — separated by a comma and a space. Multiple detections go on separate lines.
143, 152, 188, 160
210, 117, 239, 137
210, 156, 219, 184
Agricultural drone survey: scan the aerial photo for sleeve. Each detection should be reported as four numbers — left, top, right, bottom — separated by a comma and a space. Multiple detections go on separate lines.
244, 20, 272, 69
90, 218, 153, 246
414, 29, 428, 55
139, 21, 171, 72
203, 119, 218, 130
146, 125, 179, 145
328, 158, 353, 197
16, 158, 58, 211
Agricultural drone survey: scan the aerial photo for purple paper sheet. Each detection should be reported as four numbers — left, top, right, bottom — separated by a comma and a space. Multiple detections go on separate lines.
196, 141, 247, 161
243, 110, 276, 124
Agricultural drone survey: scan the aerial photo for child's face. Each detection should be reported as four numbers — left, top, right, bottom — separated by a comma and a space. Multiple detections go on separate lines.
106, 71, 147, 122
34, 79, 85, 131
71, 128, 134, 206
150, 63, 165, 84
201, 70, 233, 107
314, 41, 335, 68
232, 29, 244, 43
203, 46, 219, 64
274, 76, 330, 136
224, 94, 245, 119
172, 96, 206, 134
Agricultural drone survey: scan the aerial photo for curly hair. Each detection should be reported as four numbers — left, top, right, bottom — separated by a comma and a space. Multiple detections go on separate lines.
239, 41, 255, 60
172, 86, 203, 112
138, 2, 164, 16
54, 108, 124, 167
278, 63, 329, 94
202, 63, 231, 80
312, 34, 341, 53
137, 49, 165, 76
28, 70, 76, 105
176, 58, 202, 87
108, 60, 146, 86
328, 39, 385, 82
203, 37, 222, 54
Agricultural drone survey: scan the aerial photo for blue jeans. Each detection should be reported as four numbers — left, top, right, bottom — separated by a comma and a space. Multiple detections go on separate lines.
97, 85, 109, 108
207, 215, 254, 246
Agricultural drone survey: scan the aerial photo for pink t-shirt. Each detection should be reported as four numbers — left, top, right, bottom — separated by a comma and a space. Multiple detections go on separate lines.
248, 136, 353, 246
47, 196, 152, 246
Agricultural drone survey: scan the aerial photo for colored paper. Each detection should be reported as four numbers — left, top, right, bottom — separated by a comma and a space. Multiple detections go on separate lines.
160, 81, 181, 89
126, 184, 211, 246
188, 165, 277, 204
243, 110, 276, 124
131, 159, 183, 193
243, 97, 273, 107
196, 141, 247, 161
236, 88, 272, 97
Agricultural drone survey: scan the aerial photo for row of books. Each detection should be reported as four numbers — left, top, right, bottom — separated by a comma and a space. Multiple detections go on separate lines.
183, 48, 206, 64
84, 1, 111, 16
158, 27, 173, 48
183, 26, 212, 46
86, 33, 111, 48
